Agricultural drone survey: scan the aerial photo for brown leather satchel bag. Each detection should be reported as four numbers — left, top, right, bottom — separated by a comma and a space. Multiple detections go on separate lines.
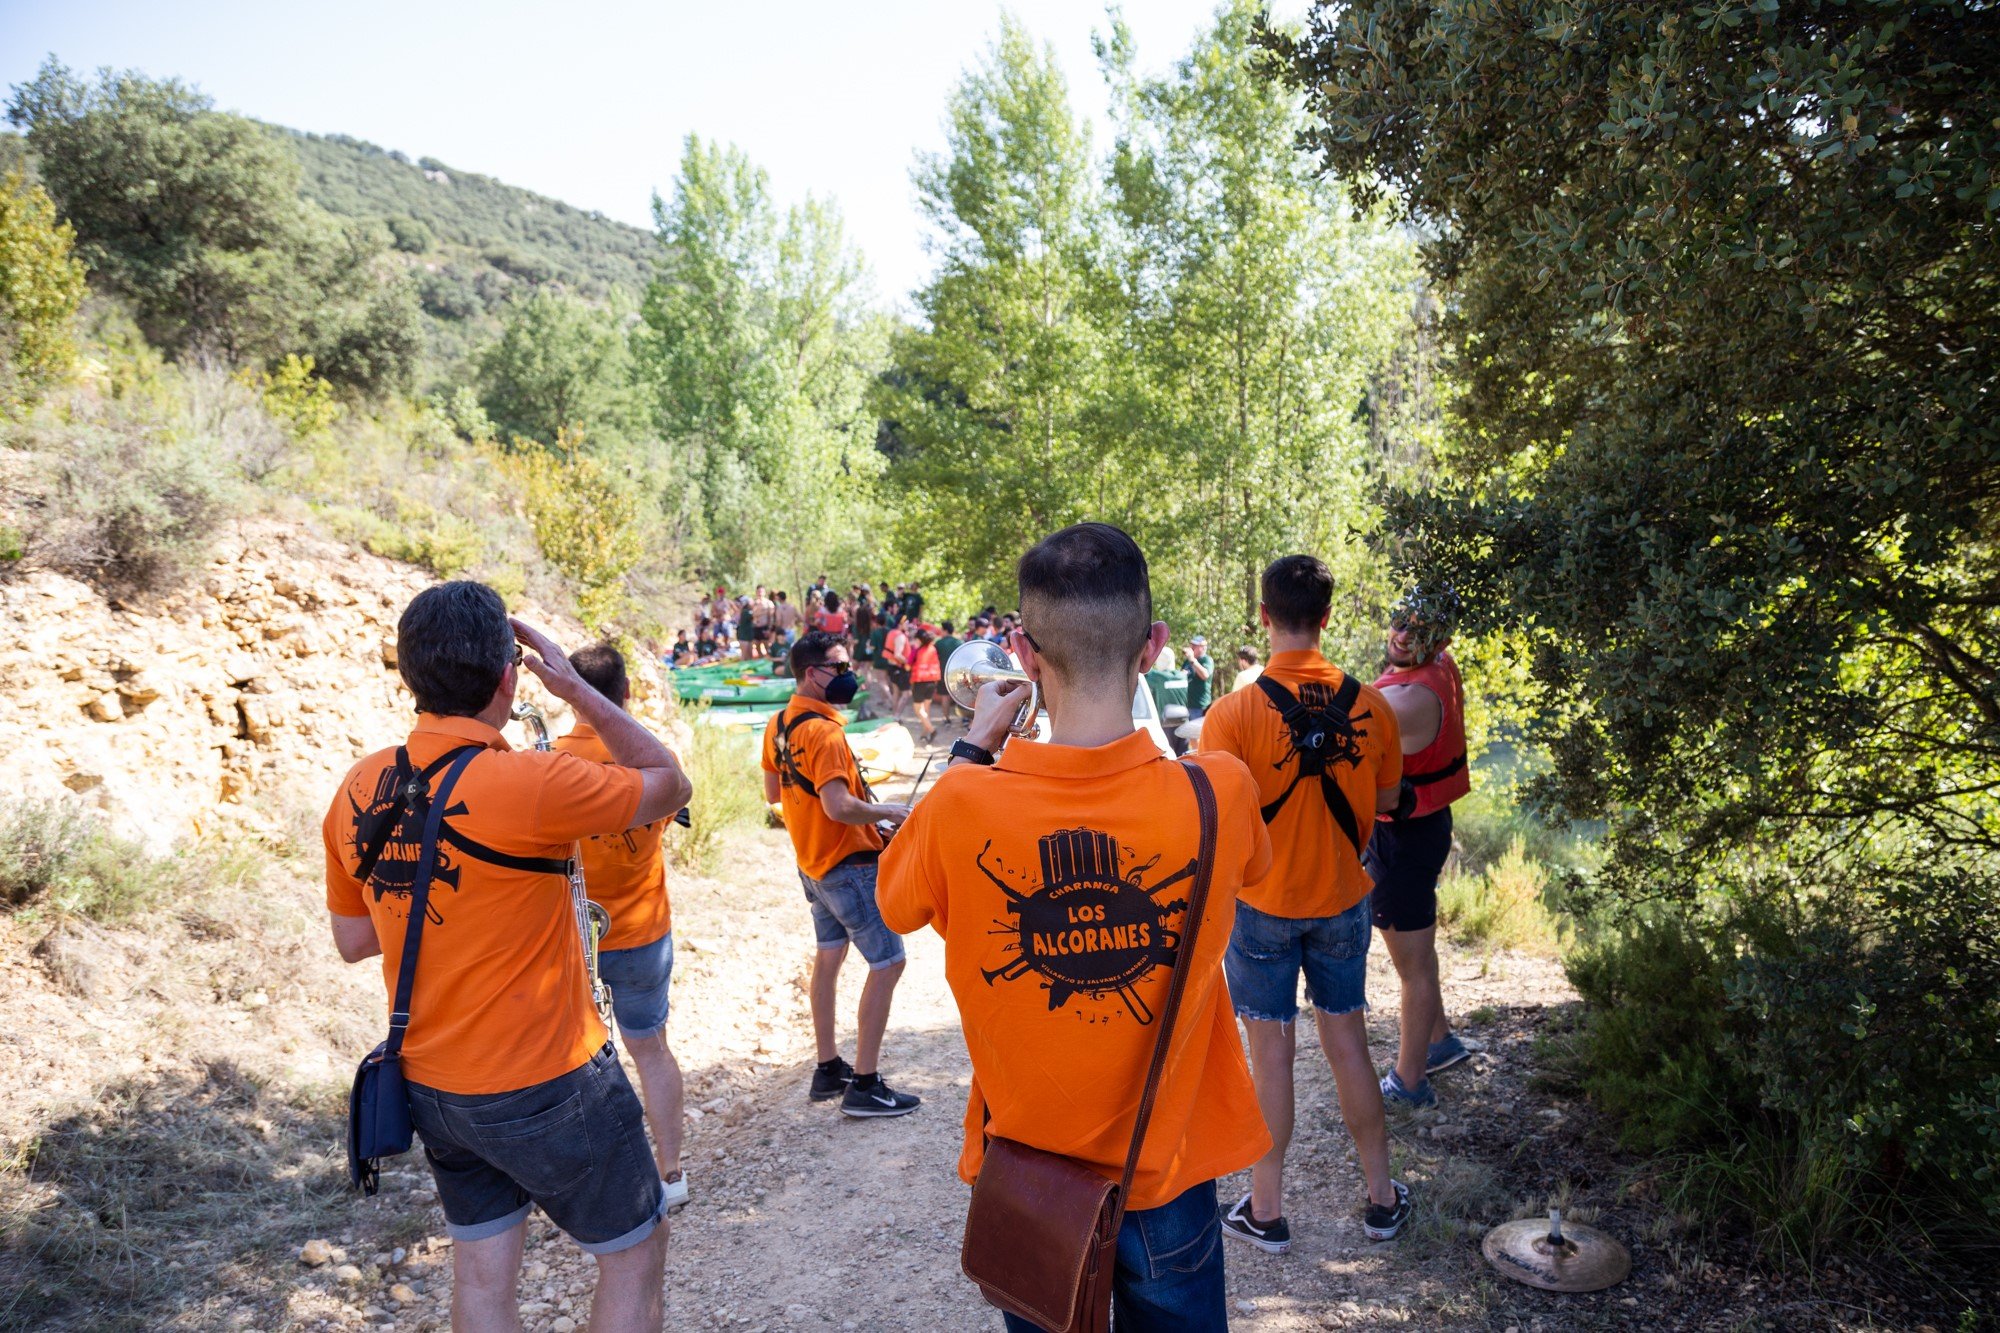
959, 761, 1221, 1333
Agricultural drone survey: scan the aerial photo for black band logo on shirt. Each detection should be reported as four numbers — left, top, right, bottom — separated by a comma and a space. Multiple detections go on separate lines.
978, 828, 1197, 1024
347, 767, 464, 925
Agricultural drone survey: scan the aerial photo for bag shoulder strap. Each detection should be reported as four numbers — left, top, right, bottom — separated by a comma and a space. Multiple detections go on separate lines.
382, 746, 480, 1060
1110, 759, 1220, 1231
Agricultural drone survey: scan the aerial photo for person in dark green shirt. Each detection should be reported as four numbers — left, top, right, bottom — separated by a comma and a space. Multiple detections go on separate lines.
932, 622, 963, 719
1183, 634, 1215, 717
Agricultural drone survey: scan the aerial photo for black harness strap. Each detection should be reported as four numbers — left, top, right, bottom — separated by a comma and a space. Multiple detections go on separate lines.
775, 708, 877, 804
354, 745, 569, 885
354, 746, 479, 884
1407, 753, 1467, 787
1252, 674, 1366, 856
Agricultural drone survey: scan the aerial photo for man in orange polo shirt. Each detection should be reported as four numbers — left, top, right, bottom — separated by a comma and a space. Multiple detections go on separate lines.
557, 643, 690, 1212
880, 522, 1272, 1331
1198, 554, 1412, 1253
761, 629, 920, 1117
324, 583, 692, 1333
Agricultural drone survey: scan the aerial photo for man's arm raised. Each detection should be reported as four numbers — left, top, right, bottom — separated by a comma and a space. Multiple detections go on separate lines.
515, 618, 694, 827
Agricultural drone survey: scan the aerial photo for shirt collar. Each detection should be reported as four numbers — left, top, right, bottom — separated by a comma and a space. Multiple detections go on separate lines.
791, 694, 842, 721
996, 728, 1163, 779
412, 713, 512, 751
567, 722, 599, 743
1266, 649, 1332, 671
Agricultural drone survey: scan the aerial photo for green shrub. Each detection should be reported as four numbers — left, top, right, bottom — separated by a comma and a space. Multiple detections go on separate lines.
0, 797, 260, 922
1562, 853, 2000, 1262
669, 713, 766, 876
1435, 836, 1568, 956
40, 410, 235, 592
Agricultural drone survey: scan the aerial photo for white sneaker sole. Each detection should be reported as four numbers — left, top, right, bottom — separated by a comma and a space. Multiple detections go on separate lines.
1221, 1222, 1291, 1254
839, 1102, 921, 1118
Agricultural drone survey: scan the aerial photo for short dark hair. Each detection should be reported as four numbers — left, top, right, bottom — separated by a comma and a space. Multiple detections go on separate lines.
1261, 555, 1334, 633
397, 581, 513, 717
789, 629, 846, 677
1238, 646, 1260, 665
774, 590, 787, 601
824, 591, 842, 612
1016, 522, 1154, 678
571, 641, 629, 707
942, 620, 955, 634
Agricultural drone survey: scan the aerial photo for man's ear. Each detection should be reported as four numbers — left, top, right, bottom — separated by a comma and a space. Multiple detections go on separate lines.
1010, 627, 1043, 682
1259, 603, 1273, 629
1143, 620, 1170, 673
1317, 607, 1331, 630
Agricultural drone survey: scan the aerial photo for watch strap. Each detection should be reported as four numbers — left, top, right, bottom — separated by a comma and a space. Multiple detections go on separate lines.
949, 739, 996, 766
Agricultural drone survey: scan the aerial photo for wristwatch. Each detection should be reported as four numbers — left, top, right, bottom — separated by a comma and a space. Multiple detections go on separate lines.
949, 738, 996, 767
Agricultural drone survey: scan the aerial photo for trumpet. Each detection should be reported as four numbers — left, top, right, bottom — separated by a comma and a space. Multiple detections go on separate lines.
513, 701, 615, 1026
944, 639, 1041, 738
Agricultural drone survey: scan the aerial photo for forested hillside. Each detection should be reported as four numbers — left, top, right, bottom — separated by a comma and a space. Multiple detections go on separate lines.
289, 131, 653, 374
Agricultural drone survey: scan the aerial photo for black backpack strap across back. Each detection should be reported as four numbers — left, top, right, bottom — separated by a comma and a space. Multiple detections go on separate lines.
353, 745, 567, 885
1252, 674, 1366, 855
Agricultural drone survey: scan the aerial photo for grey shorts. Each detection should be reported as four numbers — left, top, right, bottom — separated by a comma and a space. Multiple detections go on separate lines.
407, 1044, 666, 1254
800, 857, 905, 969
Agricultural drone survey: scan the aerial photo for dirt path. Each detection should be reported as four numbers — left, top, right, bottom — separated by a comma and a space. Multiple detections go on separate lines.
14, 757, 1957, 1330
337, 813, 1607, 1333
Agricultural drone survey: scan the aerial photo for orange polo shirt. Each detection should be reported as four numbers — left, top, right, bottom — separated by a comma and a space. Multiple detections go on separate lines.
761, 696, 884, 879
324, 714, 642, 1094
1197, 649, 1402, 919
878, 731, 1273, 1211
552, 723, 672, 952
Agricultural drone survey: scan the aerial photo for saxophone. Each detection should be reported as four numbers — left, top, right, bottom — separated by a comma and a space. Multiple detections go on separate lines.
513, 701, 615, 1026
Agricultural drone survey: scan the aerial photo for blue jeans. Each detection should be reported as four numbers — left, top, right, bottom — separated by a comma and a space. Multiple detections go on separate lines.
1000, 1180, 1227, 1333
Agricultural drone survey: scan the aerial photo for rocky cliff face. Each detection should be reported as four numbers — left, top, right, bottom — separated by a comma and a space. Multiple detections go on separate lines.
1, 520, 677, 850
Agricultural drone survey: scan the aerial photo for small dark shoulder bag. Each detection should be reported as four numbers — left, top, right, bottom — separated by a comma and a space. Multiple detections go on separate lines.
346, 745, 478, 1196
959, 760, 1220, 1333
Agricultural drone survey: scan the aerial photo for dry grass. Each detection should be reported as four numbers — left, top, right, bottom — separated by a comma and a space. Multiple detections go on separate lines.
0, 819, 416, 1331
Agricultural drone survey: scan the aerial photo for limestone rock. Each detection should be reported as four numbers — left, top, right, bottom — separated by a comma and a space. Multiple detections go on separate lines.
300, 1238, 334, 1267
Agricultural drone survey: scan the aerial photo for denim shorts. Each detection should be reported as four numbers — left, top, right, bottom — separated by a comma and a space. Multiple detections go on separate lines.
597, 932, 674, 1039
407, 1044, 666, 1254
1225, 897, 1372, 1022
799, 857, 906, 969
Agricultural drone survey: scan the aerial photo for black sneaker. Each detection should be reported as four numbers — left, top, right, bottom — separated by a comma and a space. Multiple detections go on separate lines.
839, 1076, 921, 1118
809, 1057, 855, 1102
1220, 1193, 1291, 1253
1363, 1180, 1412, 1241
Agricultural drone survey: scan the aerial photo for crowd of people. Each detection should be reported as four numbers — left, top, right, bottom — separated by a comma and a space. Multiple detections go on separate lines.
324, 526, 1471, 1332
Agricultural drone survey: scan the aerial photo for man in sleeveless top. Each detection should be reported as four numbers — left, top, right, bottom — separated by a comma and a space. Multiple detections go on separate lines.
1368, 585, 1474, 1109
879, 523, 1271, 1330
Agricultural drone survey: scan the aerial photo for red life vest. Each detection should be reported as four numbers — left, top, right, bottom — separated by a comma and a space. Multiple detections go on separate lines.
911, 644, 941, 683
1374, 651, 1469, 818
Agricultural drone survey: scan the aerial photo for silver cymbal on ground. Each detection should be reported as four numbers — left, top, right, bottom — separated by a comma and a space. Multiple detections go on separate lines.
1481, 1210, 1630, 1292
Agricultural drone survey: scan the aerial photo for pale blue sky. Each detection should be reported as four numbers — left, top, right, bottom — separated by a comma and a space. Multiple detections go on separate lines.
0, 0, 1304, 309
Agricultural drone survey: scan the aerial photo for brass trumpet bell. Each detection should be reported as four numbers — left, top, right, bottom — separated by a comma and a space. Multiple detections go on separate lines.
944, 639, 1041, 738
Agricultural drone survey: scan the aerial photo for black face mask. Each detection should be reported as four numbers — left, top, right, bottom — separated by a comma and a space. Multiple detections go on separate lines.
822, 668, 860, 705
